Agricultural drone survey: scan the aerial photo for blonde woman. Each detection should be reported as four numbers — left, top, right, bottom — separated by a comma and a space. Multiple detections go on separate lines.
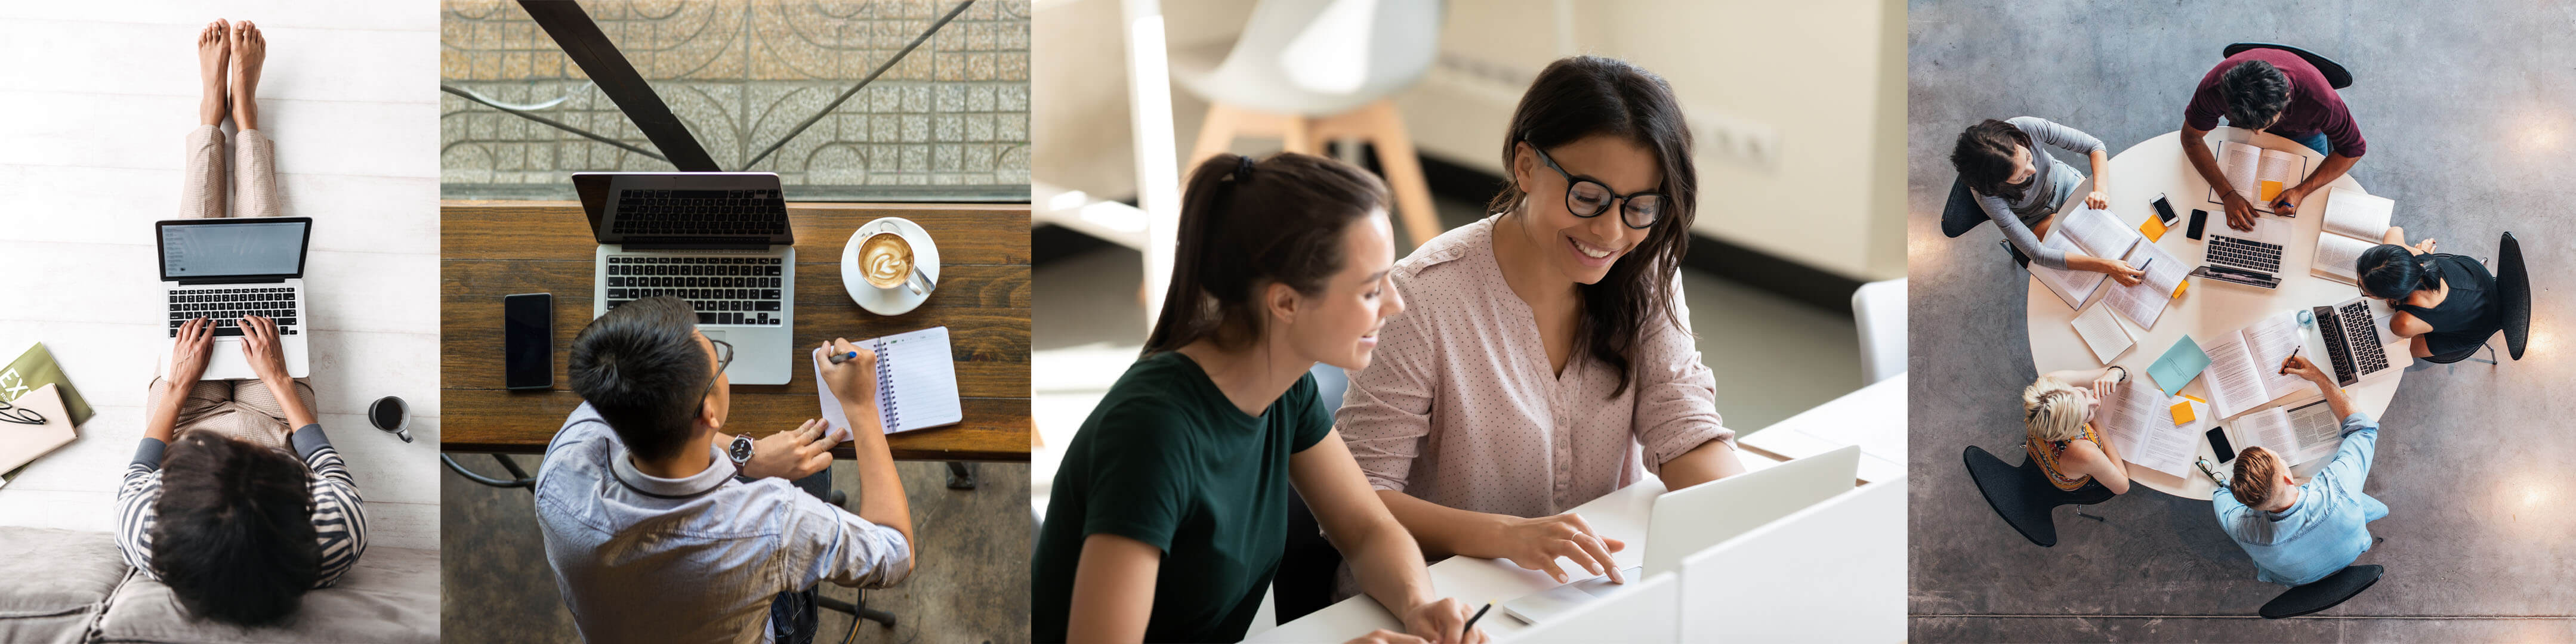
2021, 366, 2133, 495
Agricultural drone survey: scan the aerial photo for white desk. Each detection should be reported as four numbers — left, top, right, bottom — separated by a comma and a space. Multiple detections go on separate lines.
2022, 128, 2399, 499
1736, 373, 1906, 484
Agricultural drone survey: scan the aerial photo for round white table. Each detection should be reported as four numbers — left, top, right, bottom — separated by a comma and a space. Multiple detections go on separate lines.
2023, 127, 2401, 499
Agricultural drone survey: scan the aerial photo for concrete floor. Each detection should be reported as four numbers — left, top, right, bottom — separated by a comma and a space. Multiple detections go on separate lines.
1908, 1, 2576, 640
440, 456, 1032, 643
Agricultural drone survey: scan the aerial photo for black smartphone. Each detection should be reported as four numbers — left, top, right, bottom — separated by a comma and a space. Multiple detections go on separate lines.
2186, 209, 2209, 240
2207, 426, 2234, 462
2151, 194, 2179, 225
504, 293, 553, 391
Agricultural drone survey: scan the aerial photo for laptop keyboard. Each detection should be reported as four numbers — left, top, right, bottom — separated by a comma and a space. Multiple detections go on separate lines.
2340, 301, 2389, 374
610, 190, 788, 237
2207, 234, 2284, 274
603, 256, 786, 326
168, 287, 298, 337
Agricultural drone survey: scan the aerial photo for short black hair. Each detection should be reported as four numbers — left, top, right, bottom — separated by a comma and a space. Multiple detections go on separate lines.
568, 295, 712, 461
2220, 60, 2291, 129
152, 432, 318, 627
1951, 119, 2034, 202
2357, 244, 2438, 300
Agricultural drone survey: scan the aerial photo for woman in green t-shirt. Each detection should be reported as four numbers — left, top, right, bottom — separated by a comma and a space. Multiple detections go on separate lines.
1032, 152, 1485, 644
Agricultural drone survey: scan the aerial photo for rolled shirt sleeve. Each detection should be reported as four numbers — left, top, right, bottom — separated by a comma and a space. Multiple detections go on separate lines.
786, 491, 914, 590
1630, 274, 1736, 473
1336, 307, 1438, 493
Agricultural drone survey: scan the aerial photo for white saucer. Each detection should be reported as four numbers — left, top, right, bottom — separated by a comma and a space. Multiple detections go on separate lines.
842, 216, 941, 316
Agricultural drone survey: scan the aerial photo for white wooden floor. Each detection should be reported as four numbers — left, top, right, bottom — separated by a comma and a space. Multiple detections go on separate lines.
0, 2, 438, 550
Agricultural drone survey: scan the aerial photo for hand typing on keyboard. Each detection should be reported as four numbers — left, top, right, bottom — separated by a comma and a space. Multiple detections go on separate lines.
166, 317, 215, 388
239, 315, 294, 385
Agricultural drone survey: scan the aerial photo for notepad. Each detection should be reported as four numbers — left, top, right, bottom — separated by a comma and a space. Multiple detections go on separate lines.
2146, 336, 2211, 397
2311, 187, 2395, 284
2069, 304, 2134, 364
2208, 141, 2312, 213
814, 326, 964, 439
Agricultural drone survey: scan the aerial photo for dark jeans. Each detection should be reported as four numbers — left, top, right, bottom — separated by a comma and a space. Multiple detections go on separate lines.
767, 467, 835, 643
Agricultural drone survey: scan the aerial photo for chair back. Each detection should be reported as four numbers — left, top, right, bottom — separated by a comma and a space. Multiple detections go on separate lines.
2259, 564, 2383, 618
1962, 445, 2114, 547
1852, 279, 1908, 385
2497, 232, 2530, 360
2223, 42, 2353, 89
1196, 0, 1445, 115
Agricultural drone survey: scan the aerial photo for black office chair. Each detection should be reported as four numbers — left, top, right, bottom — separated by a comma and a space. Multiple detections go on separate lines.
2259, 564, 2383, 618
2223, 43, 2353, 89
1962, 445, 2115, 547
2423, 233, 2528, 366
1942, 177, 1986, 239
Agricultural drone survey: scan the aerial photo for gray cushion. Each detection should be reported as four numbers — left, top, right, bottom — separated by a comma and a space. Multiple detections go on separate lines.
95, 546, 438, 643
0, 528, 128, 644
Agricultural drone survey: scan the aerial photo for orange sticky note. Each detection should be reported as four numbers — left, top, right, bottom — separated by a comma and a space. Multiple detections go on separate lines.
2140, 215, 2169, 242
2259, 179, 2285, 202
2171, 280, 2189, 299
2170, 401, 2196, 425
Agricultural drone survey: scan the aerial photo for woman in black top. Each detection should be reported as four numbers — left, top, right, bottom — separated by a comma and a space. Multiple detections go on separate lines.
2355, 227, 2501, 361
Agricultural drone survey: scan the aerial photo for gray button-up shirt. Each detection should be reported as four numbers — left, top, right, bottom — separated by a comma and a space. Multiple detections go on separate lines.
535, 403, 911, 643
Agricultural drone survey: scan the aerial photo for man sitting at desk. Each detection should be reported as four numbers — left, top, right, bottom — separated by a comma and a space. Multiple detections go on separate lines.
535, 295, 915, 643
2210, 354, 2387, 586
2181, 47, 2366, 231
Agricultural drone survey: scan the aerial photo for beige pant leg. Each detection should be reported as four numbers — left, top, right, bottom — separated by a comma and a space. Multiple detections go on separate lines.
147, 377, 235, 425
232, 129, 280, 218
226, 377, 314, 451
180, 126, 226, 219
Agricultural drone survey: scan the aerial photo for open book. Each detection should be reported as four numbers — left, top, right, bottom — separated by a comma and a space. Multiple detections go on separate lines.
2095, 383, 2205, 478
2225, 399, 2344, 466
2202, 309, 2319, 420
2207, 141, 2311, 213
813, 326, 965, 440
2028, 208, 2142, 309
2103, 239, 2189, 330
2312, 187, 2394, 283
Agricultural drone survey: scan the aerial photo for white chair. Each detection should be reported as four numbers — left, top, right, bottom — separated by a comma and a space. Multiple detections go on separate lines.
1850, 278, 1907, 384
1169, 0, 1446, 247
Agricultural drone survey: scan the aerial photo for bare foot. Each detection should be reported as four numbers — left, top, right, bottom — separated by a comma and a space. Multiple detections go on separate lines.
228, 20, 265, 132
198, 20, 229, 126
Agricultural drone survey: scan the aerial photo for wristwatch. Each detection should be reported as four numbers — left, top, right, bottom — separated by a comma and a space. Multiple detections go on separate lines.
727, 434, 755, 469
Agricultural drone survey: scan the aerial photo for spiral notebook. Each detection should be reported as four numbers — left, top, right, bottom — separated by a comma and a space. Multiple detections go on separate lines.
815, 326, 963, 440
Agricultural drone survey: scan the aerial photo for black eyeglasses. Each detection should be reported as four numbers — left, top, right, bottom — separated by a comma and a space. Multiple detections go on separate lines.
0, 399, 44, 426
698, 338, 734, 402
1528, 143, 1667, 229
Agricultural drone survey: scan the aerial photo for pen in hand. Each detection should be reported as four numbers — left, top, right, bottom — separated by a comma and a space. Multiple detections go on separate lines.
1460, 601, 1494, 637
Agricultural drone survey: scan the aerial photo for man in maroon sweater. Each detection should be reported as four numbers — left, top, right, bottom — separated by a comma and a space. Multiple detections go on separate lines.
2182, 48, 2365, 231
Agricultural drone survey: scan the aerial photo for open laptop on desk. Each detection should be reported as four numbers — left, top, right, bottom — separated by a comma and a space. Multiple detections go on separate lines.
156, 217, 313, 380
575, 172, 797, 385
2304, 296, 2411, 386
2191, 215, 2291, 289
1500, 445, 1861, 626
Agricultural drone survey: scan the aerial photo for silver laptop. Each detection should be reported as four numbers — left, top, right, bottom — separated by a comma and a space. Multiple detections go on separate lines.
1503, 445, 1861, 625
2192, 216, 2291, 289
575, 172, 797, 385
2303, 296, 2412, 387
156, 218, 313, 380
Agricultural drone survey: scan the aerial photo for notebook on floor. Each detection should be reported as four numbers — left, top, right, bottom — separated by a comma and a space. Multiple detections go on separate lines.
815, 326, 963, 440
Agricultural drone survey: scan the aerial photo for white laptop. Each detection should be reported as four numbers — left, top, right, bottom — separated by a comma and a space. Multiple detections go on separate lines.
156, 217, 313, 380
1503, 445, 1862, 625
575, 172, 798, 385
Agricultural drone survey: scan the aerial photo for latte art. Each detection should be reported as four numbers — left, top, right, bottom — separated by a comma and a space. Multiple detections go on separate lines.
860, 232, 914, 289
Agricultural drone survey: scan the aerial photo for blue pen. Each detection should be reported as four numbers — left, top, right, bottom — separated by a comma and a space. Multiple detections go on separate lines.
826, 350, 860, 364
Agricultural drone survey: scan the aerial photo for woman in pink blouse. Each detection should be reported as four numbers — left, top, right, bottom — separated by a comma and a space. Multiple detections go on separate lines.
1337, 55, 1747, 588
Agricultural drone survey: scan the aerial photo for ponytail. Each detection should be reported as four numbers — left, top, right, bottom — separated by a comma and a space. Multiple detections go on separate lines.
2356, 244, 2439, 300
1143, 152, 1390, 357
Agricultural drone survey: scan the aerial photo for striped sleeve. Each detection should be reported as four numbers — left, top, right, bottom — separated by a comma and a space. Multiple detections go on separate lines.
116, 438, 168, 575
293, 425, 369, 587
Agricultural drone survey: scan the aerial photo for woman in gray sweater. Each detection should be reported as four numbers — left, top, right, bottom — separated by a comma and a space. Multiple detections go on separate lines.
1949, 117, 2144, 285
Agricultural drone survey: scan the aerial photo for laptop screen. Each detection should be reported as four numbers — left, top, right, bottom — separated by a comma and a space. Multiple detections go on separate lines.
160, 219, 309, 280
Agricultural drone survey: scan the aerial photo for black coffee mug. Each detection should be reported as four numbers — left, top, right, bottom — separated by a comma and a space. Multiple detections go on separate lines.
369, 396, 412, 443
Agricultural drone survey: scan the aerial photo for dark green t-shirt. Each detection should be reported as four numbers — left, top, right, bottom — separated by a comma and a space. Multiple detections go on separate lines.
1031, 351, 1332, 643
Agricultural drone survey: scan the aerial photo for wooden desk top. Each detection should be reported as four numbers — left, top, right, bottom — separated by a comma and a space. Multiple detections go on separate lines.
440, 201, 1031, 462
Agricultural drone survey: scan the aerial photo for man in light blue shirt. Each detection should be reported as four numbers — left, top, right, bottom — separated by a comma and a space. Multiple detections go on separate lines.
535, 296, 916, 643
2210, 354, 2387, 586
